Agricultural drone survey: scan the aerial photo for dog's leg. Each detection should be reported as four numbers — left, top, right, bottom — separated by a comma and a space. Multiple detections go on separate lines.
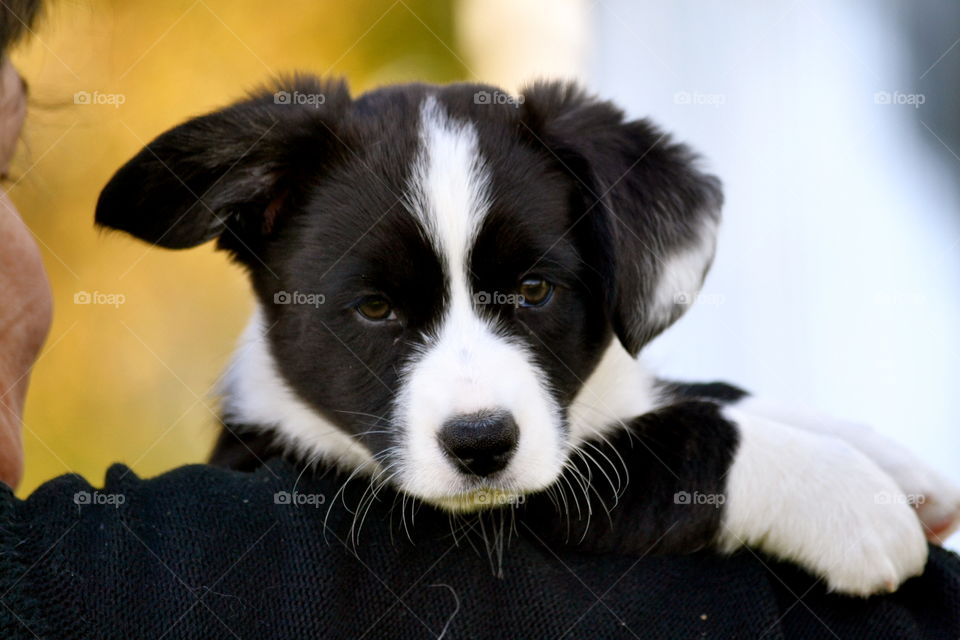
557, 389, 928, 595
658, 381, 960, 543
730, 396, 960, 543
717, 405, 928, 595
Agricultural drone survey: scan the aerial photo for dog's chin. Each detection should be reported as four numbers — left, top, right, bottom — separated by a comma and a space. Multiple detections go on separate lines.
402, 471, 560, 513
424, 488, 528, 513
395, 452, 567, 513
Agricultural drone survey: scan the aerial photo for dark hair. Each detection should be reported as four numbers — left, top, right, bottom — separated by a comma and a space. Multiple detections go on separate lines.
0, 0, 42, 55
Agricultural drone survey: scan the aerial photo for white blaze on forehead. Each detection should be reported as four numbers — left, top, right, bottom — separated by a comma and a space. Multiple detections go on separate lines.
398, 95, 564, 504
407, 95, 492, 294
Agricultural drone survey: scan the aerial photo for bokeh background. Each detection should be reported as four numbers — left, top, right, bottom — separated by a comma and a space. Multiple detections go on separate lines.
7, 0, 959, 545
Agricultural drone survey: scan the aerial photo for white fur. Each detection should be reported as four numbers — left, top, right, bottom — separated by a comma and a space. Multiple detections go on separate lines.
406, 95, 490, 276
718, 406, 928, 596
394, 95, 564, 508
395, 298, 564, 505
567, 340, 658, 445
735, 396, 960, 542
221, 307, 377, 473
649, 217, 718, 326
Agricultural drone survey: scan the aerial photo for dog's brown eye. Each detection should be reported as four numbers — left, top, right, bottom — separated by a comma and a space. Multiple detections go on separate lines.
518, 277, 554, 308
356, 296, 395, 321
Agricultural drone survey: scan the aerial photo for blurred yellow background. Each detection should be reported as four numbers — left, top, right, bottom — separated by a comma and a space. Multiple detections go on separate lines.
8, 0, 473, 495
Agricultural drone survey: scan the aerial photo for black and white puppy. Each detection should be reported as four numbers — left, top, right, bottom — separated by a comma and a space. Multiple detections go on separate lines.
95, 76, 960, 596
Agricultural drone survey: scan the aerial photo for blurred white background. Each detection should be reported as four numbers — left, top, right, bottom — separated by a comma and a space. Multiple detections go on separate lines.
463, 0, 960, 547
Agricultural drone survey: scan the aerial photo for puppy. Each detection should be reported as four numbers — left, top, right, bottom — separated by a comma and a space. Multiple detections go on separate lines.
95, 76, 960, 596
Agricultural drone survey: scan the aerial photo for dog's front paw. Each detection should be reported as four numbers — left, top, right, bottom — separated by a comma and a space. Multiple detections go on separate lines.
808, 487, 929, 595
719, 409, 928, 596
732, 397, 960, 543
870, 455, 960, 543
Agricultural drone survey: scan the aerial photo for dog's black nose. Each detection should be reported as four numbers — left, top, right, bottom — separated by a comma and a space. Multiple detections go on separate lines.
438, 411, 519, 477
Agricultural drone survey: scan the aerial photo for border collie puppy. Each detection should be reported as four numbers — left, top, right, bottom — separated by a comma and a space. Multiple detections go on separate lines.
95, 76, 960, 596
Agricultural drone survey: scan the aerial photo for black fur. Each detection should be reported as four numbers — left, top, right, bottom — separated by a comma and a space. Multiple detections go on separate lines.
659, 381, 749, 404
520, 82, 723, 354
523, 400, 740, 553
96, 77, 353, 254
209, 426, 287, 473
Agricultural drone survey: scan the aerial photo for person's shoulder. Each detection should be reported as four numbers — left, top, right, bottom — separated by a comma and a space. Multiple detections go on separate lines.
6, 458, 315, 524
924, 544, 960, 588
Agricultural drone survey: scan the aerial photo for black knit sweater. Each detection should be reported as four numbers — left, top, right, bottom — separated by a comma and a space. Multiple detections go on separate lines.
1, 459, 957, 639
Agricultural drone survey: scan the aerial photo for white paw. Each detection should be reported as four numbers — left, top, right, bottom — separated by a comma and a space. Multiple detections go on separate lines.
733, 397, 960, 544
863, 452, 960, 544
719, 409, 928, 596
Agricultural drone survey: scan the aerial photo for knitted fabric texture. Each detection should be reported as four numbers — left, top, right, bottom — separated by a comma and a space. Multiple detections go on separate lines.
0, 459, 957, 639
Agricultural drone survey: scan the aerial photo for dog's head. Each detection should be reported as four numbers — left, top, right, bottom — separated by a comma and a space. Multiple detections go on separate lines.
96, 77, 721, 511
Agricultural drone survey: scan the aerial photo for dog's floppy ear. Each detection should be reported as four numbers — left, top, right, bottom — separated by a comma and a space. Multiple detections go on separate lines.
520, 81, 722, 356
96, 76, 351, 254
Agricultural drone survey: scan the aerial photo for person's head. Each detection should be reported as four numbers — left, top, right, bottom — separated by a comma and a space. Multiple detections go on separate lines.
0, 0, 41, 176
0, 0, 46, 490
0, 0, 41, 52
